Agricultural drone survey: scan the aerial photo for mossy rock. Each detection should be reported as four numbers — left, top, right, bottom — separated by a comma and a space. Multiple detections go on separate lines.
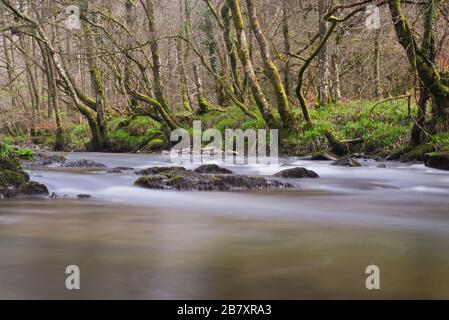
17, 182, 49, 196
141, 138, 167, 152
0, 157, 21, 171
194, 165, 233, 175
0, 169, 30, 188
400, 144, 436, 162
135, 166, 187, 176
424, 152, 449, 171
332, 156, 362, 167
275, 167, 319, 179
134, 169, 293, 192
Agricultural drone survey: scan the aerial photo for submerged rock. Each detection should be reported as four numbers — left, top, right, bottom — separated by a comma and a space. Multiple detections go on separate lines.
77, 194, 92, 199
61, 159, 107, 168
332, 156, 362, 167
135, 169, 292, 192
193, 164, 233, 175
135, 166, 187, 176
107, 167, 134, 173
275, 167, 319, 179
424, 152, 449, 171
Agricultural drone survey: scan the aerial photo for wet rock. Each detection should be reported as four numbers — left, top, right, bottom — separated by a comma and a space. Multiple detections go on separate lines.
22, 153, 66, 168
135, 169, 292, 192
332, 156, 362, 167
377, 164, 387, 168
1, 157, 48, 199
107, 167, 134, 173
275, 167, 319, 179
194, 164, 233, 175
61, 159, 107, 168
424, 152, 449, 171
401, 144, 435, 162
135, 166, 187, 176
16, 182, 49, 196
310, 151, 337, 161
77, 194, 92, 199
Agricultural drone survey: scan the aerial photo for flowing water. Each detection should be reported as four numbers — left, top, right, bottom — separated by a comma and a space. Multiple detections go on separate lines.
1, 153, 449, 299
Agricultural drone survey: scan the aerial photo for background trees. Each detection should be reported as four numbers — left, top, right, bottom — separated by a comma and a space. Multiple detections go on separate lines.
0, 0, 448, 153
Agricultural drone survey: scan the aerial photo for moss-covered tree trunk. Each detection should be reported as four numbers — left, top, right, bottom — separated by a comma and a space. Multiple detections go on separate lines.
221, 2, 245, 102
40, 44, 64, 151
193, 63, 212, 115
228, 0, 280, 129
245, 0, 296, 129
388, 0, 449, 133
83, 1, 109, 150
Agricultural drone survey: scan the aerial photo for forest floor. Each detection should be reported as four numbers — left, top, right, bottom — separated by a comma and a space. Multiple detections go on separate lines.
2, 100, 449, 160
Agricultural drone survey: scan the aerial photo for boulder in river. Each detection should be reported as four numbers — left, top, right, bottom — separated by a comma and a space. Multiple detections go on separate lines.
135, 168, 292, 192
77, 194, 92, 199
424, 152, 449, 171
0, 158, 49, 199
275, 167, 319, 179
107, 167, 134, 173
332, 156, 362, 167
135, 166, 187, 176
193, 164, 233, 175
61, 159, 107, 168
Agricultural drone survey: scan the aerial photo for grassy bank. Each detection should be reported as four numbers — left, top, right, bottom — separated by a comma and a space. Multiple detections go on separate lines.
2, 100, 448, 158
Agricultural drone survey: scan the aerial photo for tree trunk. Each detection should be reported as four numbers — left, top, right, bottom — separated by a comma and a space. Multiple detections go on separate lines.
388, 0, 449, 131
193, 63, 212, 115
282, 0, 292, 98
318, 0, 330, 106
228, 0, 280, 129
221, 2, 245, 102
373, 28, 382, 99
245, 0, 295, 129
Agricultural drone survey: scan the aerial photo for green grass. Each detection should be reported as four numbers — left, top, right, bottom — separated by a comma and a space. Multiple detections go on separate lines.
2, 100, 448, 156
284, 100, 413, 155
432, 132, 449, 152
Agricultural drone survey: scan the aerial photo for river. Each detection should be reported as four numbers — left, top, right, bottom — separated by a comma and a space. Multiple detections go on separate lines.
1, 153, 449, 299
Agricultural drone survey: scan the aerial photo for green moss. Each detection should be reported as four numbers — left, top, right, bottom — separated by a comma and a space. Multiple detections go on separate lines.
400, 144, 435, 162
0, 169, 29, 187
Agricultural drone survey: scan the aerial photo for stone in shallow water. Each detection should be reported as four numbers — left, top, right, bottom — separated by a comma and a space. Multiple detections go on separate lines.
275, 167, 319, 179
425, 152, 449, 171
193, 164, 233, 175
332, 156, 362, 167
77, 194, 92, 199
135, 166, 187, 176
61, 159, 107, 168
0, 158, 49, 199
135, 169, 292, 192
107, 167, 135, 173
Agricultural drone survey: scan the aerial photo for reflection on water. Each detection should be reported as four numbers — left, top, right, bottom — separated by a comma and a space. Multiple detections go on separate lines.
0, 153, 449, 299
